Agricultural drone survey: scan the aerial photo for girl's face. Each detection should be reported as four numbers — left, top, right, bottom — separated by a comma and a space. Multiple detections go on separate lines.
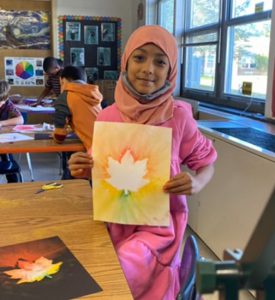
127, 44, 170, 95
0, 100, 5, 109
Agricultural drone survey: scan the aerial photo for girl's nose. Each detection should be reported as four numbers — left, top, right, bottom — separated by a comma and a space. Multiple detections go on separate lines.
141, 61, 154, 74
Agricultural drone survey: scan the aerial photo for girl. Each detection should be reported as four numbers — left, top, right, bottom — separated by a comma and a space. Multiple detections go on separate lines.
68, 25, 217, 299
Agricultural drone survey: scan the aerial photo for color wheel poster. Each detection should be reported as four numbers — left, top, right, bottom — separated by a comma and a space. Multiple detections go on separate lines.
5, 57, 44, 87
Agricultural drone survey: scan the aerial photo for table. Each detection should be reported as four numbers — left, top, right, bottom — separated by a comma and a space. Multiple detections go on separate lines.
16, 104, 55, 124
16, 104, 55, 114
0, 137, 85, 154
0, 127, 85, 154
0, 180, 133, 299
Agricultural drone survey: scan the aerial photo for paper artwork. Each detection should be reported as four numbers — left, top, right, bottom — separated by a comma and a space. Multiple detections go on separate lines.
0, 236, 102, 299
92, 121, 172, 226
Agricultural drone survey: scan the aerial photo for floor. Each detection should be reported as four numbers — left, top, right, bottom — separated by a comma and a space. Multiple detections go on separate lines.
0, 153, 255, 299
0, 152, 61, 184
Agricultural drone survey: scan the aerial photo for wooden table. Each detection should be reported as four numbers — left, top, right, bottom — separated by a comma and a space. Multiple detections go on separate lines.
0, 127, 85, 154
0, 138, 85, 154
0, 180, 133, 299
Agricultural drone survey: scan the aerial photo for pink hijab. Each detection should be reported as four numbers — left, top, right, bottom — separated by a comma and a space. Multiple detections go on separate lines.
115, 25, 178, 125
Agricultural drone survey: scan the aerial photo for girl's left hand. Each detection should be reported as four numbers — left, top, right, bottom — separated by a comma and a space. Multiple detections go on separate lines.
163, 172, 200, 195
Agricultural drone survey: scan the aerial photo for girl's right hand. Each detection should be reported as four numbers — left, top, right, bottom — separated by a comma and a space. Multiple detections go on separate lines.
68, 152, 93, 179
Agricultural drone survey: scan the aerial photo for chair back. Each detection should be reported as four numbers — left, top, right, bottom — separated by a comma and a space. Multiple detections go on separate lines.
0, 154, 22, 182
177, 235, 201, 300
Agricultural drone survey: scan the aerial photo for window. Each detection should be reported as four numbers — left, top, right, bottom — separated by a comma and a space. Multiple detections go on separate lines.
157, 0, 174, 33
182, 0, 273, 113
225, 20, 271, 100
157, 0, 273, 114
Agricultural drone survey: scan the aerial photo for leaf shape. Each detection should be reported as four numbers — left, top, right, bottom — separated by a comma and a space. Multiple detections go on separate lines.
105, 150, 149, 195
4, 256, 63, 284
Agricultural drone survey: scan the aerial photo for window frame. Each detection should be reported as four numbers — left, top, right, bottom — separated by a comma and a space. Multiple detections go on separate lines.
156, 0, 175, 34
176, 0, 272, 114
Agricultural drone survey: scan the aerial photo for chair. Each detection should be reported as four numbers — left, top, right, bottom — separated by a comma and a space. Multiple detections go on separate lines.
0, 154, 23, 183
177, 235, 201, 300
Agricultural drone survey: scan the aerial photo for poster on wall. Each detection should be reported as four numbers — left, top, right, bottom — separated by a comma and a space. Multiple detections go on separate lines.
5, 57, 44, 87
70, 48, 85, 66
66, 22, 81, 41
101, 23, 115, 42
84, 25, 98, 45
0, 10, 50, 49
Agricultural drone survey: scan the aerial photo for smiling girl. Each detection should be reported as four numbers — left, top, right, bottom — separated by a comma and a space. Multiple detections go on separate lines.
68, 25, 217, 299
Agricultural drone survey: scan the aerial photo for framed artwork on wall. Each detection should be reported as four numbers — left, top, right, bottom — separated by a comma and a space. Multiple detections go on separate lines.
0, 10, 50, 50
58, 15, 122, 82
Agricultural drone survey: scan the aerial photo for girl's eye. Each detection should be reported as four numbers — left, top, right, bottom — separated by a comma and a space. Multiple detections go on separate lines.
156, 59, 167, 67
133, 55, 144, 61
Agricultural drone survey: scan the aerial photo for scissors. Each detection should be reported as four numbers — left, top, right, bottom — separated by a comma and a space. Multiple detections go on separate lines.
35, 182, 63, 194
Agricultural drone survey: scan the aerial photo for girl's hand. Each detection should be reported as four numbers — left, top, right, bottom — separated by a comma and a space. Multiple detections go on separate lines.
68, 152, 93, 179
163, 165, 215, 196
163, 172, 199, 195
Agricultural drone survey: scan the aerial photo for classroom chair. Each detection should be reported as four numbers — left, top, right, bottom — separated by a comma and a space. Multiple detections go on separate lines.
177, 235, 201, 300
0, 154, 23, 183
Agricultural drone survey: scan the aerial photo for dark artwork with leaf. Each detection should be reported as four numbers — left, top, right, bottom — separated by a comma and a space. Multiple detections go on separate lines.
0, 236, 102, 300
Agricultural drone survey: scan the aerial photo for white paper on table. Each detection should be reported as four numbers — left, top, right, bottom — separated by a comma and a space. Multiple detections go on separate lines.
16, 104, 55, 112
0, 133, 34, 143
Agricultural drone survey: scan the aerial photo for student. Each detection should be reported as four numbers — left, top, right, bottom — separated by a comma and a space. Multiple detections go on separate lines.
33, 57, 63, 106
53, 65, 102, 150
0, 80, 24, 183
68, 25, 217, 299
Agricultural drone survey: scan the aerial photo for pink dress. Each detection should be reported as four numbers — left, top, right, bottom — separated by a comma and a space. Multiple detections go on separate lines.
96, 100, 217, 300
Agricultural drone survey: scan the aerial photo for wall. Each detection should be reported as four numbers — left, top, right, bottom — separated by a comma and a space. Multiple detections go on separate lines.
188, 132, 275, 259
265, 7, 275, 119
52, 0, 135, 58
132, 0, 146, 30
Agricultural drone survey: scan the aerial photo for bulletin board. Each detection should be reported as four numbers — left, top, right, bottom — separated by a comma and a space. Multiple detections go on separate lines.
58, 16, 122, 83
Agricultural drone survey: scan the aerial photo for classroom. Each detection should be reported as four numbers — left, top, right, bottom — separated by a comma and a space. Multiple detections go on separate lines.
0, 1, 274, 299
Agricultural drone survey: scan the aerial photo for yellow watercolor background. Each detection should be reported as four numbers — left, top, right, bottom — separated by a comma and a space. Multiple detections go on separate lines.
92, 121, 172, 226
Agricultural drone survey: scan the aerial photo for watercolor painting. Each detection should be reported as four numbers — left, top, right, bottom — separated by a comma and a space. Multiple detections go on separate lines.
0, 236, 101, 299
92, 121, 172, 226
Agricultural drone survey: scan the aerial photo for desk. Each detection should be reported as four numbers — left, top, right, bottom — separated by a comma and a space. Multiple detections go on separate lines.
0, 128, 85, 154
16, 104, 55, 114
0, 180, 133, 299
16, 104, 55, 124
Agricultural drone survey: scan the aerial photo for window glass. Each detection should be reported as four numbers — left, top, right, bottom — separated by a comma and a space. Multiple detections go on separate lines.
185, 45, 217, 91
159, 0, 174, 33
224, 20, 271, 99
232, 0, 273, 18
189, 0, 220, 28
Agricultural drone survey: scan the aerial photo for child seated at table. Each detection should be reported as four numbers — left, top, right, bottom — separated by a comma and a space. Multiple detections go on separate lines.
53, 65, 103, 151
0, 80, 24, 183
